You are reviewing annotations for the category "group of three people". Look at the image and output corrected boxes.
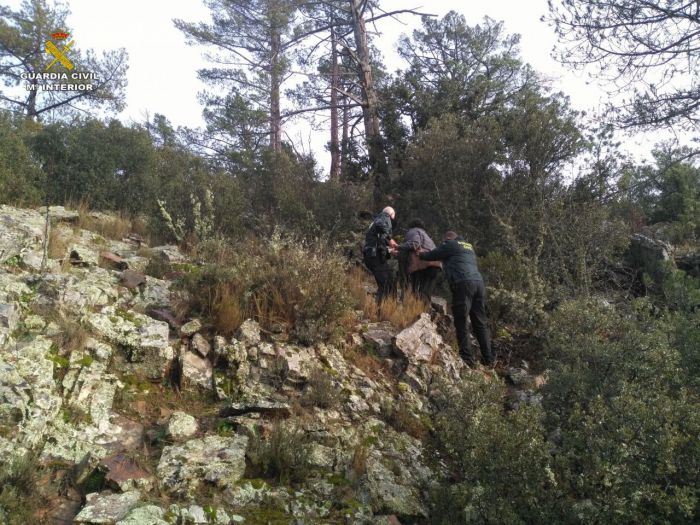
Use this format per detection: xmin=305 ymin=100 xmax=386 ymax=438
xmin=362 ymin=206 xmax=495 ymax=368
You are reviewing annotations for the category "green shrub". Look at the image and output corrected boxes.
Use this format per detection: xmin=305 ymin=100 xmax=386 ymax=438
xmin=543 ymin=298 xmax=700 ymax=523
xmin=429 ymin=376 xmax=559 ymax=524
xmin=0 ymin=112 xmax=44 ymax=206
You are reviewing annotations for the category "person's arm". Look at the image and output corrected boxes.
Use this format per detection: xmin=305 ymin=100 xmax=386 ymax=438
xmin=419 ymin=241 xmax=451 ymax=261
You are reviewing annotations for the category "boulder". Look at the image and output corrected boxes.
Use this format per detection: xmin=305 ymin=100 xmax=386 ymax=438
xmin=180 ymin=318 xmax=202 ymax=336
xmin=0 ymin=205 xmax=46 ymax=263
xmin=394 ymin=314 xmax=441 ymax=363
xmin=180 ymin=351 xmax=213 ymax=390
xmin=191 ymin=333 xmax=211 ymax=357
xmin=119 ymin=270 xmax=146 ymax=290
xmin=39 ymin=205 xmax=80 ymax=222
xmin=156 ymin=435 xmax=248 ymax=497
xmin=0 ymin=302 xmax=20 ymax=332
xmin=167 ymin=411 xmax=199 ymax=441
xmin=362 ymin=324 xmax=395 ymax=357
xmin=237 ymin=319 xmax=261 ymax=345
xmin=74 ymin=490 xmax=141 ymax=524
xmin=149 ymin=245 xmax=187 ymax=264
xmin=0 ymin=337 xmax=62 ymax=452
xmin=85 ymin=306 xmax=174 ymax=380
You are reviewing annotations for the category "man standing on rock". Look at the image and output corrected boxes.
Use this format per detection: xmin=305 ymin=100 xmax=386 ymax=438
xmin=363 ymin=206 xmax=398 ymax=303
xmin=419 ymin=231 xmax=494 ymax=368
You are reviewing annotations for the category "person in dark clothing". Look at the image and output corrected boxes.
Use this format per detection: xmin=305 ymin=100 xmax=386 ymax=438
xmin=399 ymin=219 xmax=442 ymax=303
xmin=363 ymin=206 xmax=397 ymax=303
xmin=420 ymin=231 xmax=494 ymax=367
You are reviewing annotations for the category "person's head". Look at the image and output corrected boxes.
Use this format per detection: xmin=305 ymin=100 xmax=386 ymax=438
xmin=444 ymin=230 xmax=458 ymax=240
xmin=407 ymin=218 xmax=425 ymax=229
xmin=382 ymin=206 xmax=396 ymax=219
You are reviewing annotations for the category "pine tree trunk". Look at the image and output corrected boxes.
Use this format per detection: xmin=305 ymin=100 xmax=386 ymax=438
xmin=329 ymin=20 xmax=341 ymax=181
xmin=270 ymin=30 xmax=283 ymax=152
xmin=349 ymin=0 xmax=388 ymax=205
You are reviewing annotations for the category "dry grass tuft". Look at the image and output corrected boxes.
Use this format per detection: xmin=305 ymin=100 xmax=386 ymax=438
xmin=79 ymin=213 xmax=132 ymax=241
xmin=377 ymin=292 xmax=426 ymax=328
xmin=348 ymin=267 xmax=427 ymax=328
xmin=52 ymin=315 xmax=89 ymax=354
xmin=47 ymin=225 xmax=71 ymax=260
xmin=213 ymin=287 xmax=244 ymax=336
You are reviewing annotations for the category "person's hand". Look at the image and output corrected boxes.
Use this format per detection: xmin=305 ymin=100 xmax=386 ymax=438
xmin=388 ymin=239 xmax=398 ymax=249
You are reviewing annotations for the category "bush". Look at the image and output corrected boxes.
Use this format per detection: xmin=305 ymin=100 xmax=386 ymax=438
xmin=301 ymin=368 xmax=344 ymax=409
xmin=0 ymin=453 xmax=41 ymax=525
xmin=543 ymin=298 xmax=700 ymax=523
xmin=0 ymin=112 xmax=44 ymax=206
xmin=247 ymin=421 xmax=312 ymax=484
xmin=429 ymin=376 xmax=559 ymax=524
xmin=178 ymin=233 xmax=356 ymax=344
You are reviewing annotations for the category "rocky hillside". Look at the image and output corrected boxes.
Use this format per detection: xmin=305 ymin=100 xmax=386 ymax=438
xmin=0 ymin=205 xmax=542 ymax=525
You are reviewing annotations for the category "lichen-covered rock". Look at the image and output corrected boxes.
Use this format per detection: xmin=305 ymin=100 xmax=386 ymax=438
xmin=181 ymin=350 xmax=213 ymax=390
xmin=85 ymin=306 xmax=174 ymax=379
xmin=0 ymin=205 xmax=46 ymax=263
xmin=157 ymin=435 xmax=248 ymax=497
xmin=191 ymin=333 xmax=211 ymax=357
xmin=181 ymin=318 xmax=202 ymax=336
xmin=0 ymin=336 xmax=62 ymax=455
xmin=0 ymin=302 xmax=20 ymax=346
xmin=74 ymin=490 xmax=141 ymax=524
xmin=115 ymin=505 xmax=168 ymax=525
xmin=363 ymin=429 xmax=431 ymax=520
xmin=40 ymin=414 xmax=145 ymax=465
xmin=167 ymin=411 xmax=199 ymax=441
xmin=52 ymin=267 xmax=121 ymax=311
xmin=237 ymin=319 xmax=261 ymax=345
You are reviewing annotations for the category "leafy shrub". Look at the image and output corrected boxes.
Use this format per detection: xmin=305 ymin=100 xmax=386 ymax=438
xmin=429 ymin=375 xmax=559 ymax=524
xmin=178 ymin=233 xmax=356 ymax=343
xmin=0 ymin=112 xmax=44 ymax=206
xmin=543 ymin=298 xmax=700 ymax=523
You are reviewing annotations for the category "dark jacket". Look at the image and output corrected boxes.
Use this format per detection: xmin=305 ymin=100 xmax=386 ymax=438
xmin=363 ymin=211 xmax=393 ymax=259
xmin=400 ymin=227 xmax=436 ymax=251
xmin=419 ymin=238 xmax=482 ymax=284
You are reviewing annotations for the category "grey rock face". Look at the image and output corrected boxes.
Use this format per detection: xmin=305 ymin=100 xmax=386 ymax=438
xmin=115 ymin=505 xmax=168 ymax=525
xmin=362 ymin=323 xmax=396 ymax=357
xmin=74 ymin=490 xmax=142 ymax=524
xmin=85 ymin=306 xmax=174 ymax=379
xmin=157 ymin=435 xmax=248 ymax=497
xmin=0 ymin=205 xmax=46 ymax=263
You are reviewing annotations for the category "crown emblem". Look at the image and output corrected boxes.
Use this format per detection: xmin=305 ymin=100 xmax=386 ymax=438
xmin=51 ymin=31 xmax=69 ymax=40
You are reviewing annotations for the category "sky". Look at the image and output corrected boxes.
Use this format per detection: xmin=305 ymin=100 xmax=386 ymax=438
xmin=4 ymin=0 xmax=680 ymax=170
